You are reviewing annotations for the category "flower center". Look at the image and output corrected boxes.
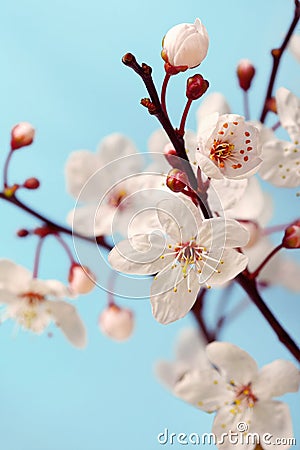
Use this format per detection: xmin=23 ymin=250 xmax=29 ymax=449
xmin=108 ymin=190 xmax=127 ymax=209
xmin=157 ymin=240 xmax=223 ymax=291
xmin=210 ymin=140 xmax=235 ymax=168
xmin=20 ymin=291 xmax=45 ymax=305
xmin=229 ymin=382 xmax=258 ymax=415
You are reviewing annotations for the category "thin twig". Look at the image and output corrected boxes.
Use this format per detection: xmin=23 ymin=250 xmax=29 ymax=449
xmin=236 ymin=273 xmax=300 ymax=362
xmin=249 ymin=243 xmax=283 ymax=279
xmin=260 ymin=1 xmax=300 ymax=123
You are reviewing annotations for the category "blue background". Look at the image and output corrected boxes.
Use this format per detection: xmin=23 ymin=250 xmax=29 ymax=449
xmin=0 ymin=0 xmax=299 ymax=449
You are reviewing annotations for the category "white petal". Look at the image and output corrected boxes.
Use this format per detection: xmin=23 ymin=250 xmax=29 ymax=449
xmin=97 ymin=133 xmax=141 ymax=166
xmin=208 ymin=178 xmax=248 ymax=212
xmin=251 ymin=401 xmax=294 ymax=450
xmin=0 ymin=259 xmax=31 ymax=294
xmin=206 ymin=342 xmax=258 ymax=385
xmin=156 ymin=196 xmax=202 ymax=243
xmin=252 ymin=360 xmax=300 ymax=400
xmin=208 ymin=249 xmax=248 ymax=286
xmin=29 ymin=279 xmax=70 ymax=299
xmin=174 ymin=368 xmax=233 ymax=412
xmin=260 ymin=139 xmax=300 ymax=187
xmin=68 ymin=203 xmax=115 ymax=237
xmin=212 ymin=405 xmax=254 ymax=450
xmin=289 ymin=34 xmax=300 ymax=63
xmin=109 ymin=233 xmax=169 ymax=275
xmin=199 ymin=218 xmax=249 ymax=250
xmin=197 ymin=112 xmax=219 ymax=143
xmin=65 ymin=150 xmax=103 ymax=202
xmin=276 ymin=87 xmax=300 ymax=141
xmin=49 ymin=300 xmax=87 ymax=348
xmin=0 ymin=289 xmax=19 ymax=305
xmin=196 ymin=92 xmax=231 ymax=125
xmin=150 ymin=268 xmax=199 ymax=324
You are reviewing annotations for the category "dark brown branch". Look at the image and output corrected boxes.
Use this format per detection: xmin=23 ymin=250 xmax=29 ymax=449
xmin=236 ymin=273 xmax=300 ymax=362
xmin=0 ymin=193 xmax=112 ymax=251
xmin=260 ymin=1 xmax=300 ymax=123
xmin=191 ymin=289 xmax=215 ymax=343
xmin=122 ymin=53 xmax=212 ymax=220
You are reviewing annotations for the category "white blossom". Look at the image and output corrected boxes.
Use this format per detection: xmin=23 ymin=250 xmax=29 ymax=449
xmin=0 ymin=260 xmax=86 ymax=348
xmin=174 ymin=342 xmax=300 ymax=450
xmin=196 ymin=113 xmax=262 ymax=180
xmin=260 ymin=88 xmax=300 ymax=187
xmin=108 ymin=197 xmax=249 ymax=324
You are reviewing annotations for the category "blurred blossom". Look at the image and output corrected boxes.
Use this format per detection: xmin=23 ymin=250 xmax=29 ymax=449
xmin=99 ymin=303 xmax=134 ymax=341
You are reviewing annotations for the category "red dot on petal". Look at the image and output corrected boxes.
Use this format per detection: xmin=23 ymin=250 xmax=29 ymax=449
xmin=218 ymin=131 xmax=224 ymax=135
xmin=247 ymin=146 xmax=252 ymax=151
xmin=245 ymin=139 xmax=251 ymax=144
xmin=245 ymin=132 xmax=250 ymax=137
xmin=244 ymin=156 xmax=249 ymax=162
xmin=233 ymin=121 xmax=238 ymax=125
xmin=240 ymin=150 xmax=245 ymax=154
xmin=223 ymin=123 xmax=228 ymax=128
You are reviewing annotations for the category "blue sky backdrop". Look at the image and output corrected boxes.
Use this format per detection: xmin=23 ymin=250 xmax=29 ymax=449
xmin=0 ymin=1 xmax=299 ymax=449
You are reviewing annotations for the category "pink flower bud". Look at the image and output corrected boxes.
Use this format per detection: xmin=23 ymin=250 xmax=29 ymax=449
xmin=24 ymin=177 xmax=40 ymax=190
xmin=166 ymin=168 xmax=189 ymax=192
xmin=186 ymin=74 xmax=209 ymax=100
xmin=69 ymin=264 xmax=96 ymax=294
xmin=237 ymin=59 xmax=256 ymax=91
xmin=283 ymin=221 xmax=300 ymax=249
xmin=162 ymin=19 xmax=209 ymax=71
xmin=99 ymin=304 xmax=134 ymax=341
xmin=11 ymin=122 xmax=35 ymax=150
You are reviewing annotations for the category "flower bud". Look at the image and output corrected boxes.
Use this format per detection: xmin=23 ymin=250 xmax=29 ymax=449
xmin=162 ymin=19 xmax=209 ymax=71
xmin=24 ymin=177 xmax=40 ymax=190
xmin=166 ymin=168 xmax=189 ymax=192
xmin=69 ymin=263 xmax=96 ymax=294
xmin=186 ymin=74 xmax=209 ymax=100
xmin=99 ymin=304 xmax=134 ymax=341
xmin=17 ymin=229 xmax=29 ymax=238
xmin=266 ymin=97 xmax=277 ymax=114
xmin=11 ymin=122 xmax=35 ymax=150
xmin=237 ymin=59 xmax=256 ymax=91
xmin=282 ymin=221 xmax=300 ymax=249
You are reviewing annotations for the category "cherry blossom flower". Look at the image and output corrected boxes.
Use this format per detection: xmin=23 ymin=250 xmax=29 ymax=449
xmin=108 ymin=197 xmax=249 ymax=324
xmin=260 ymin=88 xmax=300 ymax=187
xmin=155 ymin=328 xmax=210 ymax=389
xmin=196 ymin=113 xmax=262 ymax=180
xmin=162 ymin=19 xmax=209 ymax=70
xmin=0 ymin=260 xmax=86 ymax=348
xmin=99 ymin=303 xmax=134 ymax=341
xmin=65 ymin=133 xmax=166 ymax=238
xmin=174 ymin=342 xmax=300 ymax=450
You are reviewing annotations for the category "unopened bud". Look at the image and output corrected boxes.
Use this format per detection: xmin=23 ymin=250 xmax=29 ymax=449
xmin=266 ymin=97 xmax=277 ymax=114
xmin=282 ymin=221 xmax=300 ymax=249
xmin=162 ymin=19 xmax=209 ymax=71
xmin=99 ymin=304 xmax=134 ymax=341
xmin=24 ymin=177 xmax=40 ymax=190
xmin=17 ymin=229 xmax=29 ymax=238
xmin=69 ymin=263 xmax=96 ymax=294
xmin=237 ymin=59 xmax=256 ymax=91
xmin=11 ymin=122 xmax=35 ymax=150
xmin=166 ymin=168 xmax=189 ymax=192
xmin=186 ymin=74 xmax=209 ymax=100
